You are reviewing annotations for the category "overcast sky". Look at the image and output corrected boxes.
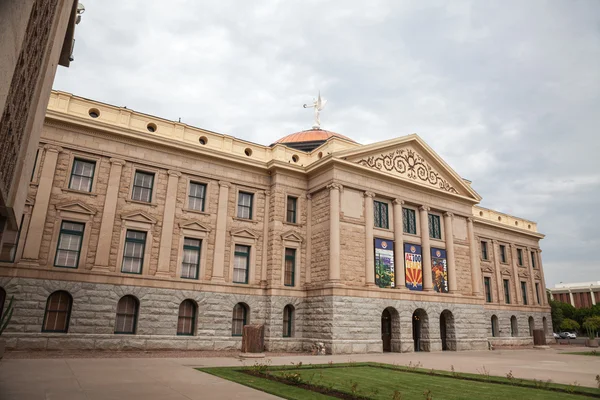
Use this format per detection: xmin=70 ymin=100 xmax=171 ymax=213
xmin=54 ymin=1 xmax=600 ymax=288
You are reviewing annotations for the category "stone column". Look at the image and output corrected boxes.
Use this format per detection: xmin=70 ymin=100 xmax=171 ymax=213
xmin=568 ymin=290 xmax=575 ymax=307
xmin=212 ymin=181 xmax=230 ymax=282
xmin=328 ymin=183 xmax=342 ymax=283
xmin=305 ymin=193 xmax=312 ymax=285
xmin=444 ymin=212 xmax=457 ymax=293
xmin=510 ymin=244 xmax=522 ymax=304
xmin=393 ymin=199 xmax=405 ymax=289
xmin=156 ymin=170 xmax=181 ymax=277
xmin=467 ymin=218 xmax=482 ymax=297
xmin=94 ymin=158 xmax=126 ymax=270
xmin=364 ymin=191 xmax=376 ymax=286
xmin=526 ymin=246 xmax=537 ymax=305
xmin=22 ymin=145 xmax=62 ymax=260
xmin=260 ymin=190 xmax=270 ymax=287
xmin=419 ymin=206 xmax=433 ymax=291
xmin=537 ymin=249 xmax=548 ymax=306
xmin=491 ymin=239 xmax=504 ymax=303
xmin=591 ymin=289 xmax=596 ymax=306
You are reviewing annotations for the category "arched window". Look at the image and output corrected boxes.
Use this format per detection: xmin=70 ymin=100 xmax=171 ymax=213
xmin=177 ymin=300 xmax=196 ymax=336
xmin=232 ymin=303 xmax=248 ymax=336
xmin=543 ymin=316 xmax=548 ymax=335
xmin=510 ymin=315 xmax=518 ymax=337
xmin=283 ymin=305 xmax=295 ymax=338
xmin=528 ymin=316 xmax=535 ymax=336
xmin=42 ymin=291 xmax=72 ymax=333
xmin=491 ymin=315 xmax=499 ymax=337
xmin=0 ymin=287 xmax=6 ymax=320
xmin=115 ymin=295 xmax=139 ymax=334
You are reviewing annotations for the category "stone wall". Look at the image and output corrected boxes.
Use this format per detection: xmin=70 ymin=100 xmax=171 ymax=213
xmin=484 ymin=308 xmax=553 ymax=346
xmin=310 ymin=189 xmax=330 ymax=284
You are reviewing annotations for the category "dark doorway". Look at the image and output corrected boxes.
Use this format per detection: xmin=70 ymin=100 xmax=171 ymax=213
xmin=381 ymin=308 xmax=392 ymax=352
xmin=440 ymin=312 xmax=447 ymax=350
xmin=412 ymin=311 xmax=422 ymax=352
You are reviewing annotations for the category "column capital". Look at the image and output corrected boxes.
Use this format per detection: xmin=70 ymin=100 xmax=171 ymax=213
xmin=167 ymin=170 xmax=181 ymax=178
xmin=218 ymin=181 xmax=231 ymax=188
xmin=327 ymin=183 xmax=343 ymax=191
xmin=263 ymin=189 xmax=271 ymax=197
xmin=364 ymin=191 xmax=376 ymax=198
xmin=109 ymin=158 xmax=126 ymax=166
xmin=392 ymin=198 xmax=404 ymax=205
xmin=419 ymin=205 xmax=430 ymax=212
xmin=444 ymin=212 xmax=454 ymax=218
xmin=467 ymin=217 xmax=474 ymax=223
xmin=43 ymin=144 xmax=63 ymax=153
xmin=306 ymin=193 xmax=312 ymax=200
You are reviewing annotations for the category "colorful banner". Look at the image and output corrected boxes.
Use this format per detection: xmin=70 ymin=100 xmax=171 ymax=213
xmin=374 ymin=239 xmax=395 ymax=288
xmin=404 ymin=243 xmax=422 ymax=291
xmin=431 ymin=248 xmax=448 ymax=293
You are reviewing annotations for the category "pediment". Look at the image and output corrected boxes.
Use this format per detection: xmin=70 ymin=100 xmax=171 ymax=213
xmin=25 ymin=197 xmax=35 ymax=206
xmin=534 ymin=272 xmax=541 ymax=280
xmin=336 ymin=135 xmax=481 ymax=201
xmin=230 ymin=228 xmax=259 ymax=239
xmin=281 ymin=230 xmax=303 ymax=243
xmin=481 ymin=265 xmax=493 ymax=273
xmin=501 ymin=268 xmax=512 ymax=276
xmin=179 ymin=220 xmax=211 ymax=232
xmin=56 ymin=201 xmax=96 ymax=215
xmin=519 ymin=270 xmax=530 ymax=278
xmin=121 ymin=210 xmax=157 ymax=224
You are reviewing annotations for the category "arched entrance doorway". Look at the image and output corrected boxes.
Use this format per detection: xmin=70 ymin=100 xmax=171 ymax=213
xmin=381 ymin=309 xmax=392 ymax=352
xmin=440 ymin=310 xmax=456 ymax=351
xmin=412 ymin=309 xmax=429 ymax=352
xmin=528 ymin=316 xmax=535 ymax=336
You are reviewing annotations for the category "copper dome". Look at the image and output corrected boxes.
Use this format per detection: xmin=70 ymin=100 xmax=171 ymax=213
xmin=272 ymin=128 xmax=355 ymax=151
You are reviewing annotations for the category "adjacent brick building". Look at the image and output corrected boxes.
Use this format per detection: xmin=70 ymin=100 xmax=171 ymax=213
xmin=0 ymin=91 xmax=552 ymax=353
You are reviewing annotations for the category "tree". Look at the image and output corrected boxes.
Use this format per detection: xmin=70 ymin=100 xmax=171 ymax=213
xmin=558 ymin=301 xmax=576 ymax=320
xmin=582 ymin=316 xmax=600 ymax=338
xmin=560 ymin=318 xmax=580 ymax=332
xmin=549 ymin=300 xmax=564 ymax=332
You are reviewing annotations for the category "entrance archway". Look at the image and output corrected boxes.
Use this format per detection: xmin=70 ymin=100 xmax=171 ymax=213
xmin=528 ymin=316 xmax=535 ymax=336
xmin=412 ymin=308 xmax=429 ymax=352
xmin=440 ymin=310 xmax=456 ymax=351
xmin=381 ymin=309 xmax=392 ymax=352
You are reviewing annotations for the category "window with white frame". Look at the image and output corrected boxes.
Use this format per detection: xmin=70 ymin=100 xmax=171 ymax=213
xmin=188 ymin=182 xmax=206 ymax=211
xmin=131 ymin=171 xmax=154 ymax=202
xmin=237 ymin=192 xmax=253 ymax=219
xmin=69 ymin=159 xmax=96 ymax=192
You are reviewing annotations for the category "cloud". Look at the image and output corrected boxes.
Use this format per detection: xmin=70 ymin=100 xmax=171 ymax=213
xmin=55 ymin=0 xmax=600 ymax=287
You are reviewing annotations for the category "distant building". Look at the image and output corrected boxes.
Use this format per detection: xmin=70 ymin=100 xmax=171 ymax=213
xmin=0 ymin=91 xmax=552 ymax=354
xmin=0 ymin=0 xmax=82 ymax=246
xmin=549 ymin=281 xmax=600 ymax=308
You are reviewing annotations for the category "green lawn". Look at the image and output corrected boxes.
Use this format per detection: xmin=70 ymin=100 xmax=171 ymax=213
xmin=564 ymin=351 xmax=600 ymax=356
xmin=198 ymin=362 xmax=600 ymax=400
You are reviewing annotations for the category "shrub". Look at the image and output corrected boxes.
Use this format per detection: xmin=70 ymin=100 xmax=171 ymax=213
xmin=560 ymin=318 xmax=580 ymax=332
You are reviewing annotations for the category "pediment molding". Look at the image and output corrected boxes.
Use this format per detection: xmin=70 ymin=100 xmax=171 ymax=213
xmin=281 ymin=230 xmax=303 ymax=243
xmin=25 ymin=197 xmax=35 ymax=206
xmin=230 ymin=228 xmax=259 ymax=239
xmin=56 ymin=201 xmax=97 ymax=215
xmin=501 ymin=268 xmax=512 ymax=276
xmin=481 ymin=265 xmax=494 ymax=273
xmin=179 ymin=220 xmax=211 ymax=232
xmin=121 ymin=210 xmax=157 ymax=224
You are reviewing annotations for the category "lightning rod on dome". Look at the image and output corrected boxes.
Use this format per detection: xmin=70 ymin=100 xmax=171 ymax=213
xmin=303 ymin=91 xmax=327 ymax=129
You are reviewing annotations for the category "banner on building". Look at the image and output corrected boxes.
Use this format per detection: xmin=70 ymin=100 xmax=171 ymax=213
xmin=375 ymin=239 xmax=395 ymax=288
xmin=404 ymin=243 xmax=422 ymax=291
xmin=431 ymin=248 xmax=448 ymax=293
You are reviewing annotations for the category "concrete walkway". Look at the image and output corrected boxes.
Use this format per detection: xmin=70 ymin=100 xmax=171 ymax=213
xmin=1 ymin=347 xmax=598 ymax=399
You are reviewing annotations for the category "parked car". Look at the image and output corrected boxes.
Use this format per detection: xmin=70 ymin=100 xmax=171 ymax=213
xmin=553 ymin=332 xmax=560 ymax=339
xmin=559 ymin=332 xmax=577 ymax=339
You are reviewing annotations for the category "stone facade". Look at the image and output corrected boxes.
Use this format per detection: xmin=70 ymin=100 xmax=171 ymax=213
xmin=0 ymin=91 xmax=551 ymax=353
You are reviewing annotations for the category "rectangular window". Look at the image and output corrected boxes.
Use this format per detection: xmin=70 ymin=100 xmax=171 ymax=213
xmin=188 ymin=182 xmax=206 ymax=212
xmin=131 ymin=171 xmax=154 ymax=202
xmin=484 ymin=277 xmax=492 ymax=303
xmin=30 ymin=148 xmax=39 ymax=182
xmin=237 ymin=192 xmax=253 ymax=219
xmin=284 ymin=248 xmax=296 ymax=286
xmin=122 ymin=230 xmax=146 ymax=274
xmin=535 ymin=283 xmax=541 ymax=304
xmin=481 ymin=241 xmax=488 ymax=260
xmin=69 ymin=159 xmax=96 ymax=192
xmin=504 ymin=279 xmax=511 ymax=304
xmin=233 ymin=245 xmax=250 ymax=284
xmin=428 ymin=214 xmax=441 ymax=239
xmin=531 ymin=251 xmax=536 ymax=269
xmin=374 ymin=201 xmax=389 ymax=229
xmin=0 ymin=215 xmax=24 ymax=262
xmin=402 ymin=207 xmax=417 ymax=234
xmin=181 ymin=238 xmax=201 ymax=279
xmin=499 ymin=245 xmax=507 ymax=263
xmin=286 ymin=196 xmax=297 ymax=223
xmin=517 ymin=248 xmax=523 ymax=266
xmin=54 ymin=221 xmax=85 ymax=268
xmin=521 ymin=281 xmax=528 ymax=305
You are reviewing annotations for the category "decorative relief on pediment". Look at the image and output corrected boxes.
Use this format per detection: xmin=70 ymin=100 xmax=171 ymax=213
xmin=356 ymin=148 xmax=458 ymax=194
xmin=179 ymin=221 xmax=211 ymax=232
xmin=230 ymin=228 xmax=259 ymax=240
xmin=281 ymin=231 xmax=303 ymax=243
xmin=501 ymin=268 xmax=512 ymax=276
xmin=121 ymin=211 xmax=157 ymax=224
xmin=56 ymin=201 xmax=97 ymax=215
xmin=481 ymin=266 xmax=494 ymax=273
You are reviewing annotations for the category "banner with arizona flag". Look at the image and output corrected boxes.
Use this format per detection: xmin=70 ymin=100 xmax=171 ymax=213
xmin=404 ymin=243 xmax=422 ymax=291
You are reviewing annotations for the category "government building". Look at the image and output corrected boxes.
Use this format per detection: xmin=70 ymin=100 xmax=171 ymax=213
xmin=0 ymin=91 xmax=552 ymax=353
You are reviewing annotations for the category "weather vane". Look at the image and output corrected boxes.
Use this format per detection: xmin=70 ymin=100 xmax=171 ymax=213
xmin=303 ymin=91 xmax=327 ymax=129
